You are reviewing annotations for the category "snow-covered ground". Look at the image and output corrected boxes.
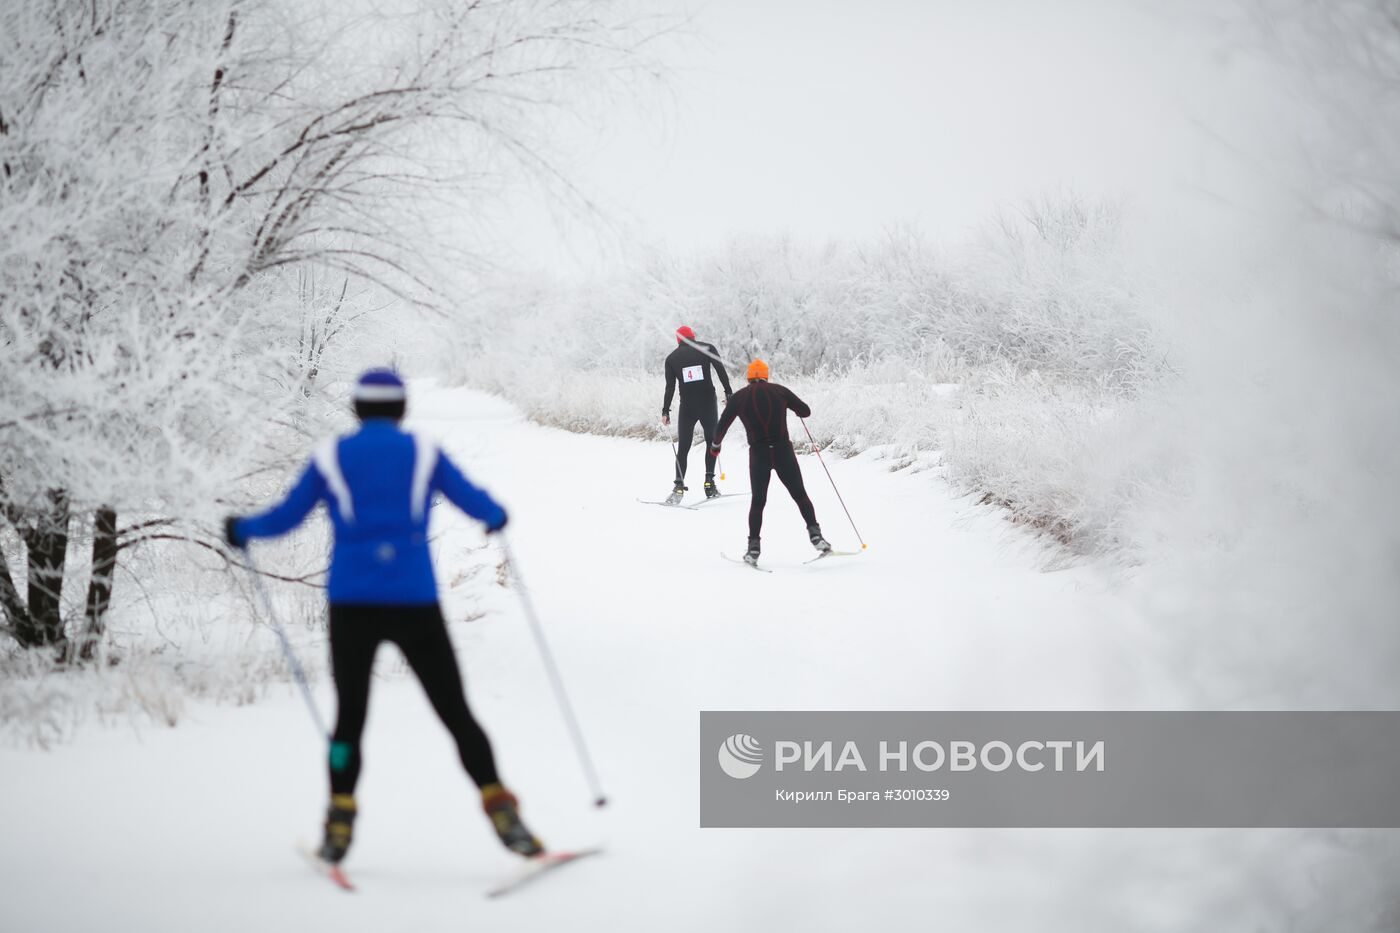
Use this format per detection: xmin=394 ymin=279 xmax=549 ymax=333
xmin=0 ymin=386 xmax=1342 ymax=931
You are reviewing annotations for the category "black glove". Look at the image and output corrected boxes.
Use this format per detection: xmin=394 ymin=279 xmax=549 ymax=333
xmin=724 ymin=395 xmax=732 ymax=405
xmin=709 ymin=441 xmax=722 ymax=455
xmin=486 ymin=509 xmax=508 ymax=534
xmin=223 ymin=516 xmax=246 ymax=549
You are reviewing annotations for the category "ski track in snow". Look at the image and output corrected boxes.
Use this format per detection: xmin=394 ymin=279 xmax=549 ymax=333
xmin=0 ymin=386 xmax=1298 ymax=931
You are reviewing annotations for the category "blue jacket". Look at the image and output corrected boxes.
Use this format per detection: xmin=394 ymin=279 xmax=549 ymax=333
xmin=233 ymin=420 xmax=506 ymax=605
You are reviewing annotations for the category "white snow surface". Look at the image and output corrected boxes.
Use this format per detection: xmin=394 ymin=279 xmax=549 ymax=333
xmin=0 ymin=386 xmax=1343 ymax=931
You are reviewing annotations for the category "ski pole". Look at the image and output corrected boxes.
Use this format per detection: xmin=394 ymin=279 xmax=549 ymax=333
xmin=799 ymin=418 xmax=868 ymax=550
xmin=498 ymin=533 xmax=608 ymax=809
xmin=244 ymin=549 xmax=328 ymax=738
xmin=667 ymin=426 xmax=715 ymax=486
xmin=668 ymin=433 xmax=724 ymax=483
xmin=669 ymin=434 xmax=685 ymax=486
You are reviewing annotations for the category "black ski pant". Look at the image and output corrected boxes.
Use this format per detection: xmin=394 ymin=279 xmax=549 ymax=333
xmin=675 ymin=397 xmax=719 ymax=484
xmin=748 ymin=442 xmax=818 ymax=539
xmin=327 ymin=603 xmax=499 ymax=796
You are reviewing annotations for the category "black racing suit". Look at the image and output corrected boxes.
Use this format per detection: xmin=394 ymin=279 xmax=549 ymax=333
xmin=713 ymin=380 xmax=819 ymax=539
xmin=662 ymin=340 xmax=732 ymax=484
xmin=328 ymin=604 xmax=499 ymax=796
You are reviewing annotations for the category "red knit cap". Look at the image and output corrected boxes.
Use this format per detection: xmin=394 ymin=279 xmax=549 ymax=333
xmin=676 ymin=325 xmax=695 ymax=344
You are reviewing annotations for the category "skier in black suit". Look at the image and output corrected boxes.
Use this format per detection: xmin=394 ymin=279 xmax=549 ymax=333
xmin=661 ymin=325 xmax=732 ymax=503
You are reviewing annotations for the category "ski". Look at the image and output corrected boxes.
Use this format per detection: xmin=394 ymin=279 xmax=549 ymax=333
xmin=721 ymin=550 xmax=859 ymax=570
xmin=297 ymin=845 xmax=355 ymax=892
xmin=692 ymin=492 xmax=750 ymax=506
xmin=720 ymin=552 xmax=772 ymax=572
xmin=486 ymin=847 xmax=603 ymax=899
xmin=637 ymin=497 xmax=697 ymax=510
xmin=803 ymin=549 xmax=863 ymax=564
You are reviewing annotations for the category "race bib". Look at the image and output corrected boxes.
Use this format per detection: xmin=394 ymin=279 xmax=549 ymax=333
xmin=682 ymin=364 xmax=705 ymax=384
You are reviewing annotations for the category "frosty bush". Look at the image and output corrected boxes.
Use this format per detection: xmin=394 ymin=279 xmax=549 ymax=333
xmin=1123 ymin=0 xmax=1400 ymax=711
xmin=457 ymin=197 xmax=1161 ymax=554
xmin=0 ymin=525 xmax=330 ymax=746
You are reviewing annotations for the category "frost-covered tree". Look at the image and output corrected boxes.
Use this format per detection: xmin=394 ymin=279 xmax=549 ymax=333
xmin=0 ymin=0 xmax=654 ymax=657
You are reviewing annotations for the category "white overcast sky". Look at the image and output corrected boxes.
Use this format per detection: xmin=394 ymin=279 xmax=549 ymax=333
xmin=488 ymin=0 xmax=1299 ymax=275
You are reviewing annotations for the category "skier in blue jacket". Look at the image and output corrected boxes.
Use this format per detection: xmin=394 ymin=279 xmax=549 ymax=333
xmin=225 ymin=369 xmax=543 ymax=865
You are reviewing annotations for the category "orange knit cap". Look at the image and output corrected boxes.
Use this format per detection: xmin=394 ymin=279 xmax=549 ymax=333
xmin=746 ymin=359 xmax=769 ymax=381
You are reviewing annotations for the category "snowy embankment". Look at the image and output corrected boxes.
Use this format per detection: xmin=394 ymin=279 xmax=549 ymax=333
xmin=0 ymin=385 xmax=1353 ymax=932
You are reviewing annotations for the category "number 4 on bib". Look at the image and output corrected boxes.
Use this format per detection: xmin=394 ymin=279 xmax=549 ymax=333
xmin=681 ymin=364 xmax=705 ymax=383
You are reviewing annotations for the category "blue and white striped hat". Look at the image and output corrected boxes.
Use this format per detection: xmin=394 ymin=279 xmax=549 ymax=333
xmin=353 ymin=368 xmax=406 ymax=403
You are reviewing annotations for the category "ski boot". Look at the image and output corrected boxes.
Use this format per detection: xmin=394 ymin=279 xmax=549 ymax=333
xmin=482 ymin=783 xmax=544 ymax=857
xmin=664 ymin=481 xmax=687 ymax=506
xmin=317 ymin=793 xmax=357 ymax=864
xmin=807 ymin=524 xmax=833 ymax=555
xmin=703 ymin=476 xmax=720 ymax=499
xmin=743 ymin=537 xmax=761 ymax=567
